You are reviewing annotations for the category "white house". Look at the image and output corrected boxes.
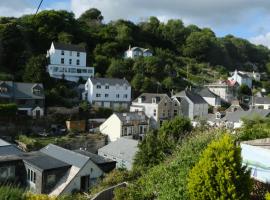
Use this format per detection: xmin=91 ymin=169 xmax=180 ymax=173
xmin=198 ymin=88 xmax=221 ymax=107
xmin=98 ymin=138 xmax=138 ymax=170
xmin=172 ymin=90 xmax=208 ymax=120
xmin=228 ymin=69 xmax=252 ymax=88
xmin=99 ymin=112 xmax=149 ymax=142
xmin=83 ymin=77 xmax=131 ymax=110
xmin=241 ymin=138 xmax=270 ymax=183
xmin=130 ymin=93 xmax=175 ymax=128
xmin=229 ymin=71 xmax=261 ymax=82
xmin=124 ymin=46 xmax=153 ymax=59
xmin=46 ymin=42 xmax=94 ymax=82
xmin=205 ymin=80 xmax=237 ymax=103
xmin=254 ymin=97 xmax=270 ymax=110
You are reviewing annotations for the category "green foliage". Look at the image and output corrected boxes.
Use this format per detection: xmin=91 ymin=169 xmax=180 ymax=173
xmin=0 ymin=103 xmax=17 ymax=117
xmin=237 ymin=84 xmax=252 ymax=98
xmin=0 ymin=186 xmax=25 ymax=200
xmin=266 ymin=192 xmax=270 ymax=200
xmin=188 ymin=134 xmax=252 ymax=200
xmin=133 ymin=130 xmax=166 ymax=171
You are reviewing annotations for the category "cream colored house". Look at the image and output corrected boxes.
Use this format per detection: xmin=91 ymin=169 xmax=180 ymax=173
xmin=99 ymin=112 xmax=149 ymax=142
xmin=130 ymin=93 xmax=178 ymax=128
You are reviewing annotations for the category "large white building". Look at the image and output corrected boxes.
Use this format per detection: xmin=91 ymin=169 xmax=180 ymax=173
xmin=83 ymin=78 xmax=131 ymax=110
xmin=46 ymin=42 xmax=94 ymax=82
xmin=130 ymin=93 xmax=176 ymax=128
xmin=228 ymin=69 xmax=252 ymax=88
xmin=99 ymin=112 xmax=149 ymax=142
xmin=124 ymin=46 xmax=153 ymax=59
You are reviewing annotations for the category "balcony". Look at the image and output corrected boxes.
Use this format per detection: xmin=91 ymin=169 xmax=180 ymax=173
xmin=48 ymin=64 xmax=94 ymax=78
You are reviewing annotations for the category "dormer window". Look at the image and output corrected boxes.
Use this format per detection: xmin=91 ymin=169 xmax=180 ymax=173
xmin=32 ymin=85 xmax=43 ymax=96
xmin=61 ymin=50 xmax=64 ymax=55
xmin=0 ymin=87 xmax=8 ymax=93
xmin=105 ymin=85 xmax=109 ymax=89
xmin=96 ymin=85 xmax=101 ymax=89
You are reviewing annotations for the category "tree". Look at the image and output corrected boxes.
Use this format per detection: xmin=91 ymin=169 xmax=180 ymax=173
xmin=159 ymin=116 xmax=192 ymax=148
xmin=133 ymin=130 xmax=166 ymax=171
xmin=23 ymin=55 xmax=48 ymax=83
xmin=187 ymin=134 xmax=252 ymax=200
xmin=78 ymin=8 xmax=103 ymax=25
xmin=237 ymin=84 xmax=252 ymax=100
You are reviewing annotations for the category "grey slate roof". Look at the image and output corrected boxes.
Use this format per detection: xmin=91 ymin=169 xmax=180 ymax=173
xmin=175 ymin=90 xmax=207 ymax=104
xmin=98 ymin=138 xmax=138 ymax=163
xmin=0 ymin=81 xmax=44 ymax=99
xmin=255 ymin=97 xmax=270 ymax=104
xmin=0 ymin=139 xmax=23 ymax=156
xmin=74 ymin=150 xmax=115 ymax=164
xmin=90 ymin=78 xmax=130 ymax=86
xmin=225 ymin=109 xmax=270 ymax=122
xmin=133 ymin=93 xmax=168 ymax=104
xmin=198 ymin=88 xmax=219 ymax=98
xmin=114 ymin=112 xmax=148 ymax=125
xmin=53 ymin=42 xmax=86 ymax=52
xmin=40 ymin=144 xmax=89 ymax=168
xmin=23 ymin=151 xmax=70 ymax=171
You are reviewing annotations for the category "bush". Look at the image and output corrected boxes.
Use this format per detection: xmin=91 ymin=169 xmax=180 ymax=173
xmin=0 ymin=103 xmax=17 ymax=117
xmin=0 ymin=186 xmax=25 ymax=200
xmin=187 ymin=134 xmax=252 ymax=200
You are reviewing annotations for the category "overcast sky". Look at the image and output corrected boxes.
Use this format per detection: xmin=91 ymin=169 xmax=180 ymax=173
xmin=1 ymin=0 xmax=270 ymax=48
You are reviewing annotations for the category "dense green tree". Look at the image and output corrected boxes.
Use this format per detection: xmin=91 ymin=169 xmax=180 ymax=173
xmin=187 ymin=134 xmax=252 ymax=200
xmin=78 ymin=8 xmax=103 ymax=25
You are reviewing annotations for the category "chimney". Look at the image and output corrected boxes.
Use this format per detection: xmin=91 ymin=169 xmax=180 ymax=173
xmin=129 ymin=45 xmax=131 ymax=50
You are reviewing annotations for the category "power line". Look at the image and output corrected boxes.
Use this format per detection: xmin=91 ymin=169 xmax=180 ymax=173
xmin=35 ymin=0 xmax=44 ymax=15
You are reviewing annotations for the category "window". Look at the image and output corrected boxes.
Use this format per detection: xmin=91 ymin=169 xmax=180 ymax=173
xmin=27 ymin=168 xmax=36 ymax=184
xmin=153 ymin=109 xmax=156 ymax=116
xmin=0 ymin=87 xmax=8 ymax=93
xmin=174 ymin=109 xmax=178 ymax=116
xmin=77 ymin=52 xmax=80 ymax=57
xmin=105 ymin=85 xmax=109 ymax=89
xmin=96 ymin=93 xmax=101 ymax=97
xmin=69 ymin=59 xmax=72 ymax=65
xmin=105 ymin=94 xmax=109 ymax=98
xmin=96 ymin=85 xmax=101 ymax=89
xmin=61 ymin=58 xmax=64 ymax=64
xmin=116 ymin=94 xmax=120 ymax=98
xmin=47 ymin=174 xmax=56 ymax=186
xmin=124 ymin=94 xmax=128 ymax=98
xmin=61 ymin=50 xmax=64 ymax=55
xmin=88 ymin=69 xmax=93 ymax=73
xmin=0 ymin=166 xmax=15 ymax=180
xmin=76 ymin=59 xmax=80 ymax=65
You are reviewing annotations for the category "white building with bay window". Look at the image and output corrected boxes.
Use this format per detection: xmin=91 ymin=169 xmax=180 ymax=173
xmin=46 ymin=42 xmax=94 ymax=82
xmin=83 ymin=77 xmax=131 ymax=110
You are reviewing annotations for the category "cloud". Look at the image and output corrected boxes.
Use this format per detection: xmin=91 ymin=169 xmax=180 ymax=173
xmin=0 ymin=0 xmax=35 ymax=17
xmin=70 ymin=0 xmax=270 ymax=26
xmin=250 ymin=33 xmax=270 ymax=48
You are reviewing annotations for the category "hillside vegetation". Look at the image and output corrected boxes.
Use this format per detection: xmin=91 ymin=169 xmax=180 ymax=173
xmin=0 ymin=8 xmax=270 ymax=99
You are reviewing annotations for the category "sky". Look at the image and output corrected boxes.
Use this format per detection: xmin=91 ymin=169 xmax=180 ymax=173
xmin=1 ymin=0 xmax=270 ymax=48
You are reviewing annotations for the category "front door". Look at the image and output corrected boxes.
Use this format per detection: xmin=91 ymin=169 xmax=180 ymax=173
xmin=80 ymin=175 xmax=90 ymax=191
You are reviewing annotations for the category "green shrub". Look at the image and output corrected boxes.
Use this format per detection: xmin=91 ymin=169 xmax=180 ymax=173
xmin=0 ymin=103 xmax=17 ymax=117
xmin=0 ymin=186 xmax=25 ymax=200
xmin=187 ymin=134 xmax=252 ymax=200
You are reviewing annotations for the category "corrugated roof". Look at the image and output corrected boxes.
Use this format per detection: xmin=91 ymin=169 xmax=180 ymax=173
xmin=225 ymin=109 xmax=270 ymax=122
xmin=89 ymin=78 xmax=130 ymax=86
xmin=40 ymin=144 xmax=89 ymax=168
xmin=98 ymin=138 xmax=138 ymax=163
xmin=133 ymin=93 xmax=168 ymax=104
xmin=53 ymin=42 xmax=86 ymax=52
xmin=22 ymin=151 xmax=70 ymax=171
xmin=255 ymin=97 xmax=270 ymax=104
xmin=74 ymin=150 xmax=114 ymax=164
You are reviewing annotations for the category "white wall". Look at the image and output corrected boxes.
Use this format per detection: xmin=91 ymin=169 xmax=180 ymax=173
xmin=99 ymin=114 xmax=122 ymax=142
xmin=86 ymin=79 xmax=131 ymax=106
xmin=61 ymin=160 xmax=103 ymax=194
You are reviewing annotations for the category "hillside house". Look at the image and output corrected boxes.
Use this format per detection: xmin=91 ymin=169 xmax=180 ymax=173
xmin=83 ymin=77 xmax=131 ymax=110
xmin=99 ymin=112 xmax=149 ymax=142
xmin=124 ymin=46 xmax=153 ymax=59
xmin=0 ymin=81 xmax=45 ymax=118
xmin=130 ymin=93 xmax=175 ymax=128
xmin=46 ymin=42 xmax=94 ymax=82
